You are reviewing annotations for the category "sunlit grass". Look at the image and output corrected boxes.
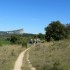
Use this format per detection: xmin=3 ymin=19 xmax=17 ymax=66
xmin=0 ymin=45 xmax=26 ymax=70
xmin=29 ymin=39 xmax=70 ymax=70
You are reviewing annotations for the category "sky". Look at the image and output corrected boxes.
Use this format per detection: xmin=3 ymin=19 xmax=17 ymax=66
xmin=0 ymin=0 xmax=70 ymax=34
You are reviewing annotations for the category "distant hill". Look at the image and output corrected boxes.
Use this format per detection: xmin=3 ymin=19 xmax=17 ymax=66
xmin=0 ymin=29 xmax=24 ymax=35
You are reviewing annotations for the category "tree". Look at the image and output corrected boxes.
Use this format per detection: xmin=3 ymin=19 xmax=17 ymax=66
xmin=45 ymin=21 xmax=67 ymax=41
xmin=66 ymin=24 xmax=70 ymax=38
xmin=10 ymin=34 xmax=21 ymax=44
xmin=38 ymin=33 xmax=45 ymax=40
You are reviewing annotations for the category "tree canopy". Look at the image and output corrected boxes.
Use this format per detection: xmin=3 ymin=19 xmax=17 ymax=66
xmin=45 ymin=21 xmax=68 ymax=41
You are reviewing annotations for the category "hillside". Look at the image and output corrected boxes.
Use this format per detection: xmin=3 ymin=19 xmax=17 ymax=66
xmin=0 ymin=29 xmax=24 ymax=35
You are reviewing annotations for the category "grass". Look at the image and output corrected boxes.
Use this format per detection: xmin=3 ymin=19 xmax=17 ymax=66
xmin=0 ymin=40 xmax=11 ymax=46
xmin=29 ymin=39 xmax=70 ymax=70
xmin=0 ymin=45 xmax=26 ymax=70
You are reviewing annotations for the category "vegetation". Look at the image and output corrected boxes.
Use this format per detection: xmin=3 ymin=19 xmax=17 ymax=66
xmin=66 ymin=24 xmax=70 ymax=37
xmin=0 ymin=45 xmax=25 ymax=70
xmin=0 ymin=40 xmax=10 ymax=46
xmin=0 ymin=20 xmax=70 ymax=70
xmin=10 ymin=34 xmax=22 ymax=44
xmin=37 ymin=33 xmax=45 ymax=40
xmin=0 ymin=32 xmax=45 ymax=46
xmin=0 ymin=33 xmax=35 ymax=70
xmin=7 ymin=34 xmax=33 ymax=47
xmin=45 ymin=21 xmax=70 ymax=41
xmin=29 ymin=39 xmax=70 ymax=70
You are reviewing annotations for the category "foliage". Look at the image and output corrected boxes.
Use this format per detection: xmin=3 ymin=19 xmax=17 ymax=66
xmin=41 ymin=40 xmax=46 ymax=43
xmin=66 ymin=24 xmax=70 ymax=37
xmin=37 ymin=33 xmax=45 ymax=40
xmin=10 ymin=34 xmax=22 ymax=44
xmin=45 ymin=21 xmax=67 ymax=41
xmin=22 ymin=40 xmax=27 ymax=48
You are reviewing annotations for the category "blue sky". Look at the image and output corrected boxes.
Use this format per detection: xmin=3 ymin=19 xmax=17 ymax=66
xmin=0 ymin=0 xmax=70 ymax=34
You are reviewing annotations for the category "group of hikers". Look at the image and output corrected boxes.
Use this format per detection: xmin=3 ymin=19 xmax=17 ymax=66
xmin=28 ymin=38 xmax=41 ymax=46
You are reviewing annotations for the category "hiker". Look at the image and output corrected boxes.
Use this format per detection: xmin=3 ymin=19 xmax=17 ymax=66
xmin=33 ymin=38 xmax=41 ymax=47
xmin=37 ymin=38 xmax=41 ymax=43
xmin=28 ymin=39 xmax=33 ymax=47
xmin=33 ymin=39 xmax=36 ymax=46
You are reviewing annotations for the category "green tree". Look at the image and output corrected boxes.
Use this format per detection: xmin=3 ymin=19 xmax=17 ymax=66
xmin=10 ymin=34 xmax=21 ymax=44
xmin=66 ymin=23 xmax=70 ymax=38
xmin=38 ymin=33 xmax=45 ymax=40
xmin=45 ymin=21 xmax=67 ymax=41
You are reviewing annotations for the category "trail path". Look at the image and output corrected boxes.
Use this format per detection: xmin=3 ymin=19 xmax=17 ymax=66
xmin=13 ymin=47 xmax=36 ymax=70
xmin=13 ymin=48 xmax=29 ymax=70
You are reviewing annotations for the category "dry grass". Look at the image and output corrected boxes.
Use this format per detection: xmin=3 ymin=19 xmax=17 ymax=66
xmin=0 ymin=45 xmax=26 ymax=70
xmin=29 ymin=39 xmax=70 ymax=70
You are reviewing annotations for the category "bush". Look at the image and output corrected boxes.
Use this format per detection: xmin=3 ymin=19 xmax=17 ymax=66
xmin=51 ymin=61 xmax=63 ymax=70
xmin=41 ymin=40 xmax=46 ymax=43
xmin=22 ymin=41 xmax=27 ymax=48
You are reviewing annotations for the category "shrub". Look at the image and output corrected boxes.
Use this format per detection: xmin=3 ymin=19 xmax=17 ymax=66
xmin=51 ymin=61 xmax=63 ymax=70
xmin=22 ymin=41 xmax=27 ymax=48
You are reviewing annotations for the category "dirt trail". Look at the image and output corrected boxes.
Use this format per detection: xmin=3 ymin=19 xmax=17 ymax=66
xmin=13 ymin=48 xmax=29 ymax=70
